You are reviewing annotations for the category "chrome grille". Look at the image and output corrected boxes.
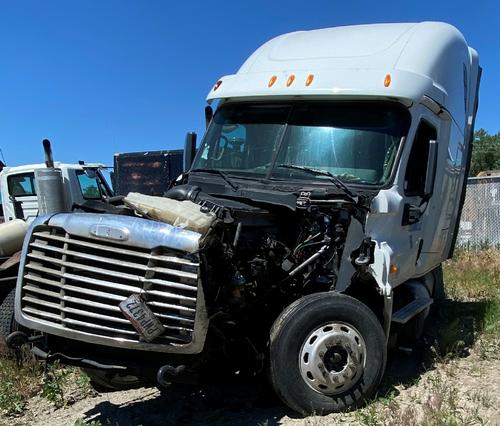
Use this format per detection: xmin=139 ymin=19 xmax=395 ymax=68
xmin=20 ymin=226 xmax=201 ymax=350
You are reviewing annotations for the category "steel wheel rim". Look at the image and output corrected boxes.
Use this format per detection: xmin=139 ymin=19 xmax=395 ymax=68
xmin=299 ymin=322 xmax=367 ymax=395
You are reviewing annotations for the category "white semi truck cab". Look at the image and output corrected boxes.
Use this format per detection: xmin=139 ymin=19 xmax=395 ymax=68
xmin=12 ymin=22 xmax=480 ymax=414
xmin=0 ymin=162 xmax=112 ymax=225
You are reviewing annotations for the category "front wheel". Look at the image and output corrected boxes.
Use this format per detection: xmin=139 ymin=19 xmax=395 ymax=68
xmin=269 ymin=292 xmax=386 ymax=415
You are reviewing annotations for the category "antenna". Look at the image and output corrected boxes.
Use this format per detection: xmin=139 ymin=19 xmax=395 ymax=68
xmin=0 ymin=148 xmax=6 ymax=164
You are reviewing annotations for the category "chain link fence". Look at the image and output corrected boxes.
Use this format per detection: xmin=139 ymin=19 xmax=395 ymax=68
xmin=457 ymin=176 xmax=500 ymax=249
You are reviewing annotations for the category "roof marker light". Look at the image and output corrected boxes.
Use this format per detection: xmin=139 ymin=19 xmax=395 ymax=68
xmin=384 ymin=74 xmax=391 ymax=87
xmin=213 ymin=80 xmax=223 ymax=91
xmin=305 ymin=74 xmax=314 ymax=86
xmin=268 ymin=75 xmax=277 ymax=87
xmin=286 ymin=74 xmax=295 ymax=87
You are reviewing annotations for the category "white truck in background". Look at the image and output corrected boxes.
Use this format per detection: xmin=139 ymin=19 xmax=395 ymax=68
xmin=0 ymin=141 xmax=113 ymax=339
xmin=0 ymin=162 xmax=111 ymax=226
xmin=11 ymin=22 xmax=480 ymax=414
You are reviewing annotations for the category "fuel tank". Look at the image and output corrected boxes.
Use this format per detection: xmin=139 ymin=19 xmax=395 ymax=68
xmin=0 ymin=219 xmax=28 ymax=256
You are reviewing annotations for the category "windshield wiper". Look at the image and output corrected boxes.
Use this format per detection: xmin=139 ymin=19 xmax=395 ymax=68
xmin=276 ymin=164 xmax=359 ymax=203
xmin=189 ymin=168 xmax=239 ymax=191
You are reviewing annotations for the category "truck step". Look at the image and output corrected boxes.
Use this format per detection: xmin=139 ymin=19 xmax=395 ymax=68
xmin=392 ymin=298 xmax=433 ymax=324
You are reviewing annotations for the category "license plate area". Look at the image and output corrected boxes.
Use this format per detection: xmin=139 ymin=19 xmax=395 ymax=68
xmin=119 ymin=294 xmax=165 ymax=342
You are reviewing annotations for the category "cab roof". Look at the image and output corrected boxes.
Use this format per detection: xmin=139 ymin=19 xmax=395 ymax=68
xmin=207 ymin=22 xmax=477 ymax=128
xmin=0 ymin=162 xmax=104 ymax=175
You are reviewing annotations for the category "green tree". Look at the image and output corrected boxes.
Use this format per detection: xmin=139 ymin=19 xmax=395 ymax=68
xmin=470 ymin=129 xmax=500 ymax=176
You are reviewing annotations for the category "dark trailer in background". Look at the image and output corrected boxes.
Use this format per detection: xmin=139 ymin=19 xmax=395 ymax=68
xmin=112 ymin=150 xmax=183 ymax=196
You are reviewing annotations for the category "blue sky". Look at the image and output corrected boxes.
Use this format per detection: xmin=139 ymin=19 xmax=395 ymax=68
xmin=0 ymin=0 xmax=498 ymax=166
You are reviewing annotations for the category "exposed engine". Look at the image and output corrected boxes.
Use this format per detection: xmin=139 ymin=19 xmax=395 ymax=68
xmin=131 ymin=184 xmax=372 ymax=376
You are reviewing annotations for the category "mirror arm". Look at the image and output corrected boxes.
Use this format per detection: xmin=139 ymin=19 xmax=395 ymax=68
xmin=205 ymin=106 xmax=213 ymax=129
xmin=183 ymin=132 xmax=197 ymax=172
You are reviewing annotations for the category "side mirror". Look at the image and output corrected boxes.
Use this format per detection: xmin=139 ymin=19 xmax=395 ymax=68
xmin=424 ymin=139 xmax=437 ymax=197
xmin=205 ymin=106 xmax=213 ymax=129
xmin=84 ymin=168 xmax=97 ymax=179
xmin=184 ymin=132 xmax=197 ymax=172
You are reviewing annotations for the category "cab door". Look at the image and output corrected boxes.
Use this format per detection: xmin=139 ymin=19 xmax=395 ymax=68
xmin=5 ymin=172 xmax=39 ymax=223
xmin=401 ymin=111 xmax=456 ymax=274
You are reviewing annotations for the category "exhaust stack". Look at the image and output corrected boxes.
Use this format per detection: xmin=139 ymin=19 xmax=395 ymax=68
xmin=43 ymin=139 xmax=54 ymax=168
xmin=34 ymin=139 xmax=68 ymax=215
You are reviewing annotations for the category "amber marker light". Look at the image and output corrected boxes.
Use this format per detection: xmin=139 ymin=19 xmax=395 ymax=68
xmin=305 ymin=74 xmax=315 ymax=86
xmin=213 ymin=80 xmax=223 ymax=91
xmin=286 ymin=74 xmax=296 ymax=87
xmin=389 ymin=264 xmax=398 ymax=274
xmin=268 ymin=75 xmax=277 ymax=87
xmin=384 ymin=74 xmax=391 ymax=87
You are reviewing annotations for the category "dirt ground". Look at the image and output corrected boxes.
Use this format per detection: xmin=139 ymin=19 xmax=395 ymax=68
xmin=7 ymin=342 xmax=498 ymax=426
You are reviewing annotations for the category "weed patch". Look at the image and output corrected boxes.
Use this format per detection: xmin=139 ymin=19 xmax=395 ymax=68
xmin=41 ymin=360 xmax=71 ymax=407
xmin=0 ymin=349 xmax=41 ymax=416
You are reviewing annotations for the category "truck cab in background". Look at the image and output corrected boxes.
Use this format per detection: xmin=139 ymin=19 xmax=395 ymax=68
xmin=12 ymin=22 xmax=480 ymax=414
xmin=0 ymin=162 xmax=112 ymax=224
xmin=0 ymin=152 xmax=113 ymax=341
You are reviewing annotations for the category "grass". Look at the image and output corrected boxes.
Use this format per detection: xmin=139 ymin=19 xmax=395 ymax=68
xmin=0 ymin=348 xmax=42 ymax=416
xmin=0 ymin=350 xmax=93 ymax=417
xmin=442 ymin=248 xmax=500 ymax=358
xmin=444 ymin=248 xmax=500 ymax=302
xmin=40 ymin=360 xmax=71 ymax=407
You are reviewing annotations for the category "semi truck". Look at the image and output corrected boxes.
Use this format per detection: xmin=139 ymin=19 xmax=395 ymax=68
xmin=10 ymin=22 xmax=480 ymax=414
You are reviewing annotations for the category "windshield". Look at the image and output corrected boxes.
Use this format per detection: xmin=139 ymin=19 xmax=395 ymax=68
xmin=192 ymin=102 xmax=410 ymax=186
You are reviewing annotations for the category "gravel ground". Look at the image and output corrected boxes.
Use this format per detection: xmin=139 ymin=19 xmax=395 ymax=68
xmin=7 ymin=343 xmax=498 ymax=426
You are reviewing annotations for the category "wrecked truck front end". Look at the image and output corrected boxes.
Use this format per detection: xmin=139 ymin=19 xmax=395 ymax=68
xmin=12 ymin=181 xmax=373 ymax=374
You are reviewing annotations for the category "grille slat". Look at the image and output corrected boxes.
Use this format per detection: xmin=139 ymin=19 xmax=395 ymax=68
xmin=29 ymin=242 xmax=199 ymax=280
xmin=32 ymin=231 xmax=199 ymax=267
xmin=23 ymin=295 xmax=61 ymax=311
xmin=63 ymin=317 xmax=137 ymax=336
xmin=21 ymin=226 xmax=200 ymax=348
xmin=26 ymin=264 xmax=197 ymax=293
xmin=24 ymin=306 xmax=61 ymax=321
xmin=27 ymin=252 xmax=198 ymax=285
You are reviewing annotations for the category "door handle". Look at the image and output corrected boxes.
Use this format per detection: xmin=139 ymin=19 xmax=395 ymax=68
xmin=402 ymin=203 xmax=422 ymax=225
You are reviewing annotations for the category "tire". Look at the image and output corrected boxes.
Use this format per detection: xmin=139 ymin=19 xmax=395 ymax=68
xmin=0 ymin=287 xmax=18 ymax=356
xmin=0 ymin=287 xmax=16 ymax=338
xmin=83 ymin=368 xmax=145 ymax=392
xmin=269 ymin=292 xmax=386 ymax=415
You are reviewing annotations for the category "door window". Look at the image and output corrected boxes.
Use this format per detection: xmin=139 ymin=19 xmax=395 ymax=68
xmin=7 ymin=173 xmax=36 ymax=197
xmin=77 ymin=171 xmax=103 ymax=199
xmin=404 ymin=121 xmax=437 ymax=196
